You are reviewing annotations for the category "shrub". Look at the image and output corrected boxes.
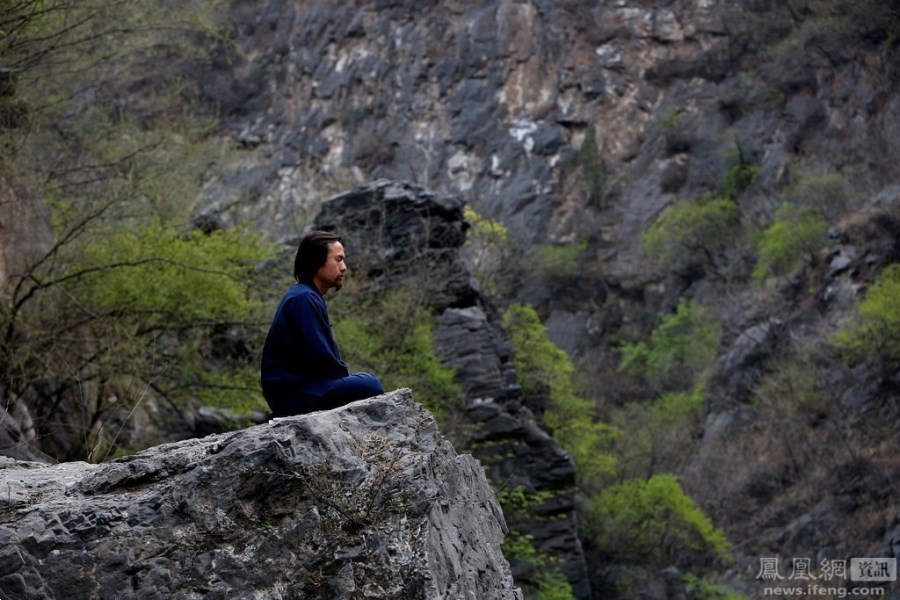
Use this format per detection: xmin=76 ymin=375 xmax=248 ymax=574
xmin=832 ymin=263 xmax=900 ymax=371
xmin=1 ymin=221 xmax=274 ymax=459
xmin=333 ymin=293 xmax=462 ymax=423
xmin=643 ymin=194 xmax=740 ymax=276
xmin=578 ymin=126 xmax=606 ymax=203
xmin=611 ymin=386 xmax=707 ymax=478
xmin=586 ymin=474 xmax=733 ymax=566
xmin=502 ymin=530 xmax=575 ymax=600
xmin=461 ymin=206 xmax=523 ymax=300
xmin=786 ymin=170 xmax=852 ymax=220
xmin=618 ymin=300 xmax=721 ymax=392
xmin=533 ymin=240 xmax=588 ymax=289
xmin=752 ymin=203 xmax=828 ymax=280
xmin=722 ymin=159 xmax=760 ymax=199
xmin=503 ymin=304 xmax=619 ymax=492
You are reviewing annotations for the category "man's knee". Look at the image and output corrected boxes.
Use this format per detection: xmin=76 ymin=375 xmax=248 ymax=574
xmin=356 ymin=372 xmax=384 ymax=395
xmin=323 ymin=372 xmax=384 ymax=404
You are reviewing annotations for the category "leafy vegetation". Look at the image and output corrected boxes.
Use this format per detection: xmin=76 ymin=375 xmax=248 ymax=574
xmin=722 ymin=154 xmax=760 ymax=199
xmin=618 ymin=300 xmax=721 ymax=392
xmin=785 ymin=170 xmax=852 ymax=220
xmin=578 ymin=126 xmax=606 ymax=204
xmin=0 ymin=0 xmax=259 ymax=461
xmin=503 ymin=304 xmax=620 ymax=493
xmin=462 ymin=206 xmax=518 ymax=299
xmin=643 ymin=194 xmax=740 ymax=276
xmin=832 ymin=263 xmax=900 ymax=371
xmin=503 ymin=302 xmax=732 ymax=578
xmin=610 ymin=386 xmax=706 ymax=479
xmin=497 ymin=486 xmax=575 ymax=600
xmin=332 ymin=288 xmax=462 ymax=423
xmin=585 ymin=474 xmax=733 ymax=567
xmin=753 ymin=203 xmax=828 ymax=280
xmin=533 ymin=240 xmax=589 ymax=290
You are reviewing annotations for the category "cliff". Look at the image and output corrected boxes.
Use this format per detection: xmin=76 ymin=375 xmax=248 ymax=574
xmin=0 ymin=388 xmax=521 ymax=599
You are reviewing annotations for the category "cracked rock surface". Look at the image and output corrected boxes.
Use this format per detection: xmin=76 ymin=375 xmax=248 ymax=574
xmin=0 ymin=388 xmax=521 ymax=599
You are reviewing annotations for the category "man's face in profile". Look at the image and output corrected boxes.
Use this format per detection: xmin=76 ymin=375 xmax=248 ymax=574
xmin=313 ymin=241 xmax=347 ymax=293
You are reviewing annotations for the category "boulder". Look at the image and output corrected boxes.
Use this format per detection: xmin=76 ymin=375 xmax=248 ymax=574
xmin=0 ymin=389 xmax=521 ymax=599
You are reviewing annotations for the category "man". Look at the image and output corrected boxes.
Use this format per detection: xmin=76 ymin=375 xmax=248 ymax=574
xmin=260 ymin=230 xmax=384 ymax=417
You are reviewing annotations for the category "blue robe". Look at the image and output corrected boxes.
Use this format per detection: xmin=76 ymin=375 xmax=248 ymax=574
xmin=260 ymin=281 xmax=382 ymax=416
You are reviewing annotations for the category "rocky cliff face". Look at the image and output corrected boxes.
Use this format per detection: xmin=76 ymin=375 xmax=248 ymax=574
xmin=197 ymin=0 xmax=748 ymax=246
xmin=0 ymin=389 xmax=522 ymax=599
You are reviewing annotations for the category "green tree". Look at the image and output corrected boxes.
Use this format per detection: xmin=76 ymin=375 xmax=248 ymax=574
xmin=332 ymin=288 xmax=462 ymax=424
xmin=0 ymin=0 xmax=259 ymax=462
xmin=2 ymin=221 xmax=273 ymax=461
xmin=643 ymin=195 xmax=740 ymax=277
xmin=585 ymin=474 xmax=733 ymax=566
xmin=752 ymin=203 xmax=828 ymax=280
xmin=722 ymin=155 xmax=760 ymax=199
xmin=497 ymin=487 xmax=575 ymax=600
xmin=619 ymin=300 xmax=721 ymax=392
xmin=611 ymin=386 xmax=706 ymax=479
xmin=503 ymin=303 xmax=619 ymax=494
xmin=462 ymin=206 xmax=519 ymax=299
xmin=832 ymin=263 xmax=900 ymax=371
xmin=578 ymin=126 xmax=606 ymax=204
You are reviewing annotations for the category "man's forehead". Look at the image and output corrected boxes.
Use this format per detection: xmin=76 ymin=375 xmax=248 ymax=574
xmin=328 ymin=241 xmax=345 ymax=255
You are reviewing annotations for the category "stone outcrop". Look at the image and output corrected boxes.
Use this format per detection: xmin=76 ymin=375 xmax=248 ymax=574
xmin=0 ymin=389 xmax=521 ymax=599
xmin=312 ymin=180 xmax=590 ymax=598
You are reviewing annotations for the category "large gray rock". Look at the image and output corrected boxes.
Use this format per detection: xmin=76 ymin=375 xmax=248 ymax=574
xmin=0 ymin=389 xmax=521 ymax=599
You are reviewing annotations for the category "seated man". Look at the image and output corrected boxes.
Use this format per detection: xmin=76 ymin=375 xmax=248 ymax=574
xmin=260 ymin=230 xmax=383 ymax=417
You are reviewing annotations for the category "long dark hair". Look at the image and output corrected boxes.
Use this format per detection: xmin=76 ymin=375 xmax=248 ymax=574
xmin=294 ymin=230 xmax=343 ymax=283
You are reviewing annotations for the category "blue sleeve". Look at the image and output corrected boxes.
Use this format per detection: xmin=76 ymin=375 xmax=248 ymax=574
xmin=282 ymin=293 xmax=350 ymax=379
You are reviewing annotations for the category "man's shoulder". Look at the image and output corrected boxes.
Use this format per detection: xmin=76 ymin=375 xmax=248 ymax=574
xmin=282 ymin=282 xmax=324 ymax=307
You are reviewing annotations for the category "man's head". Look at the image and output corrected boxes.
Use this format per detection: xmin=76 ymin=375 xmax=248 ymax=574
xmin=294 ymin=230 xmax=347 ymax=294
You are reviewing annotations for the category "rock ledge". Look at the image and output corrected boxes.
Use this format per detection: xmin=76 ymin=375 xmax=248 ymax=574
xmin=0 ymin=389 xmax=521 ymax=599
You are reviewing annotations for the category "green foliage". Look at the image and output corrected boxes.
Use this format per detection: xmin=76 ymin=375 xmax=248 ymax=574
xmin=533 ymin=240 xmax=588 ymax=289
xmin=618 ymin=300 xmax=721 ymax=392
xmin=495 ymin=486 xmax=559 ymax=521
xmin=578 ymin=126 xmax=606 ymax=203
xmin=832 ymin=264 xmax=900 ymax=371
xmin=502 ymin=531 xmax=575 ymax=600
xmin=722 ymin=159 xmax=760 ymax=199
xmin=643 ymin=194 xmax=740 ymax=275
xmin=534 ymin=570 xmax=576 ymax=600
xmin=786 ymin=170 xmax=851 ymax=220
xmin=333 ymin=290 xmax=462 ymax=422
xmin=74 ymin=222 xmax=266 ymax=326
xmin=2 ymin=221 xmax=274 ymax=460
xmin=462 ymin=206 xmax=518 ymax=298
xmin=683 ymin=574 xmax=746 ymax=600
xmin=503 ymin=304 xmax=619 ymax=492
xmin=0 ymin=0 xmax=262 ymax=462
xmin=586 ymin=474 xmax=733 ymax=566
xmin=465 ymin=205 xmax=509 ymax=241
xmin=752 ymin=203 xmax=828 ymax=280
xmin=611 ymin=386 xmax=706 ymax=478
